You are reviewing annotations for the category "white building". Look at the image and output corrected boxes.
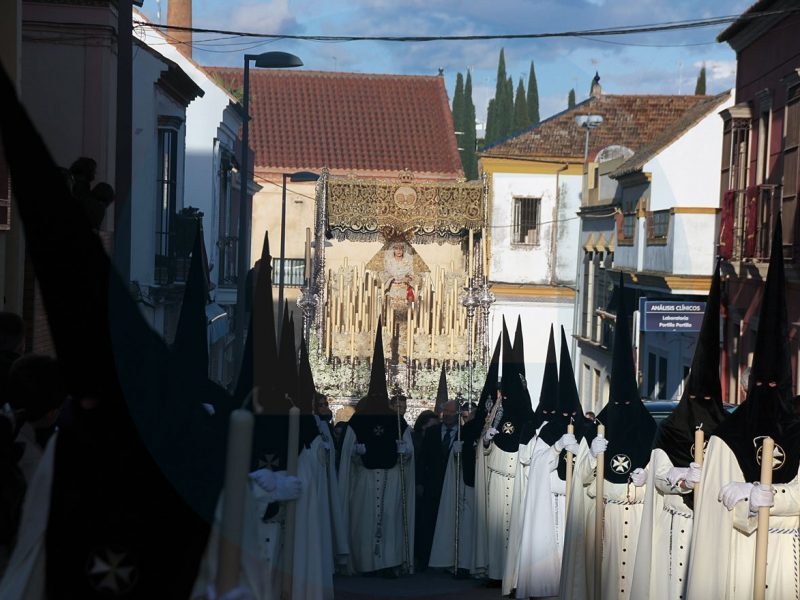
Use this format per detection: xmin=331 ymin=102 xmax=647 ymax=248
xmin=131 ymin=12 xmax=255 ymax=386
xmin=574 ymin=89 xmax=733 ymax=411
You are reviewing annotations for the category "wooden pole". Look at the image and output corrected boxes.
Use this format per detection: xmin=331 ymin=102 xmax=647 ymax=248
xmin=594 ymin=424 xmax=605 ymax=600
xmin=753 ymin=436 xmax=774 ymax=600
xmin=565 ymin=422 xmax=575 ymax=522
xmin=216 ymin=408 xmax=255 ymax=596
xmin=693 ymin=428 xmax=704 ymax=508
xmin=280 ymin=407 xmax=301 ymax=600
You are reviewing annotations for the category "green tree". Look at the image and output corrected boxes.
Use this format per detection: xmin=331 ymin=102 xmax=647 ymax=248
xmin=513 ymin=78 xmax=528 ymax=132
xmin=568 ymin=88 xmax=576 ymax=109
xmin=463 ymin=70 xmax=478 ymax=179
xmin=526 ymin=61 xmax=540 ymax=125
xmin=452 ymin=72 xmax=465 ymax=135
xmin=485 ymin=48 xmax=508 ymax=145
xmin=499 ymin=76 xmax=514 ymax=139
xmin=694 ymin=65 xmax=707 ymax=95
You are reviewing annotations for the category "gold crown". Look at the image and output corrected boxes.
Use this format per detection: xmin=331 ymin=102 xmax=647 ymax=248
xmin=398 ymin=169 xmax=414 ymax=184
xmin=380 ymin=225 xmax=417 ymax=244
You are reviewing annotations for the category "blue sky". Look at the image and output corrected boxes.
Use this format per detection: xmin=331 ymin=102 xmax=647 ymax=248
xmin=138 ymin=0 xmax=747 ymax=125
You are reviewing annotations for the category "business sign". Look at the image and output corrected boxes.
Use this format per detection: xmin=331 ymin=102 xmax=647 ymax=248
xmin=640 ymin=299 xmax=705 ymax=332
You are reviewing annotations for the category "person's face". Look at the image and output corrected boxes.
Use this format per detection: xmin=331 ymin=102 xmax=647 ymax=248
xmin=389 ymin=397 xmax=407 ymax=416
xmin=393 ymin=244 xmax=404 ymax=258
xmin=442 ymin=405 xmax=458 ymax=427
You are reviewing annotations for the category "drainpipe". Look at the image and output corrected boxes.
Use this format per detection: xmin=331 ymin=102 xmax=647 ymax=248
xmin=550 ymin=164 xmax=569 ymax=286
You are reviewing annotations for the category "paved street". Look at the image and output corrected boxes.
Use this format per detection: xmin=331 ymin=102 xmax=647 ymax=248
xmin=334 ymin=570 xmax=501 ymax=600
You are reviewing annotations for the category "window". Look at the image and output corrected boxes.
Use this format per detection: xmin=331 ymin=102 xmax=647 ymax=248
xmin=582 ymin=251 xmax=594 ymax=337
xmin=272 ymin=258 xmax=306 ymax=287
xmin=217 ymin=151 xmax=239 ymax=287
xmin=621 ymin=196 xmax=637 ymax=242
xmin=593 ymin=253 xmax=614 ymax=346
xmin=155 ymin=126 xmax=179 ymax=285
xmin=783 ymin=86 xmax=800 ymax=256
xmin=512 ymin=197 xmax=540 ymax=245
xmin=647 ymin=210 xmax=670 ymax=242
xmin=647 ymin=352 xmax=668 ymax=400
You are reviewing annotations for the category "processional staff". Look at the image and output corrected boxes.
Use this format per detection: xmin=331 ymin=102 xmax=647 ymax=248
xmin=280 ymin=406 xmax=300 ymax=600
xmin=565 ymin=421 xmax=575 ymax=522
xmin=753 ymin=436 xmax=775 ymax=600
xmin=594 ymin=423 xmax=605 ymax=600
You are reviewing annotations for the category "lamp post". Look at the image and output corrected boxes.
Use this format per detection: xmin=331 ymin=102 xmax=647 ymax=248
xmin=571 ymin=114 xmax=603 ymax=363
xmin=278 ymin=171 xmax=320 ymax=318
xmin=234 ymin=51 xmax=303 ymax=375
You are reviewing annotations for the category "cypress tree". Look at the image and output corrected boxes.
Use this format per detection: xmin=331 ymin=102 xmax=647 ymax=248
xmin=513 ymin=78 xmax=528 ymax=132
xmin=499 ymin=76 xmax=514 ymax=139
xmin=568 ymin=88 xmax=576 ymax=109
xmin=526 ymin=61 xmax=540 ymax=125
xmin=452 ymin=72 xmax=465 ymax=136
xmin=484 ymin=98 xmax=496 ymax=146
xmin=694 ymin=65 xmax=707 ymax=95
xmin=463 ymin=70 xmax=478 ymax=179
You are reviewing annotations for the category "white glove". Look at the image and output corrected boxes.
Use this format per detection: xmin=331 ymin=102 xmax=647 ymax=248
xmin=589 ymin=436 xmax=608 ymax=458
xmin=684 ymin=462 xmax=702 ymax=490
xmin=249 ymin=468 xmax=278 ymax=492
xmin=354 ymin=443 xmax=367 ymax=455
xmin=396 ymin=440 xmax=412 ymax=456
xmin=201 ymin=403 xmax=215 ymax=416
xmin=664 ymin=467 xmax=689 ymax=488
xmin=554 ymin=433 xmax=578 ymax=453
xmin=630 ymin=468 xmax=648 ymax=487
xmin=249 ymin=469 xmax=302 ymax=502
xmin=749 ymin=483 xmax=775 ymax=514
xmin=272 ymin=475 xmax=302 ymax=502
xmin=718 ymin=482 xmax=754 ymax=510
xmin=484 ymin=427 xmax=499 ymax=443
xmin=452 ymin=440 xmax=464 ymax=455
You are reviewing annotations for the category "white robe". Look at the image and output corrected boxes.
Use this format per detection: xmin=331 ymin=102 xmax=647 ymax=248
xmin=558 ymin=439 xmax=647 ymax=600
xmin=510 ymin=437 xmax=568 ymax=598
xmin=0 ymin=432 xmax=56 ymax=600
xmin=337 ymin=425 xmax=415 ymax=574
xmin=193 ymin=436 xmax=335 ymax=600
xmin=502 ymin=436 xmax=536 ymax=595
xmin=472 ymin=441 xmax=518 ymax=580
xmin=631 ymin=448 xmax=695 ymax=600
xmin=685 ymin=436 xmax=800 ymax=599
xmin=315 ymin=416 xmax=349 ymax=567
xmin=427 ymin=443 xmax=475 ymax=571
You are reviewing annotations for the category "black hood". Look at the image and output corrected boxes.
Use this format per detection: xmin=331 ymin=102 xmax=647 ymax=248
xmin=435 ymin=363 xmax=449 ymax=413
xmin=653 ymin=261 xmax=727 ymax=503
xmin=715 ymin=216 xmax=800 ymax=483
xmin=596 ymin=274 xmax=657 ymax=484
xmin=522 ymin=325 xmax=559 ymax=443
xmin=349 ymin=319 xmax=407 ymax=468
xmin=492 ymin=318 xmax=534 ymax=452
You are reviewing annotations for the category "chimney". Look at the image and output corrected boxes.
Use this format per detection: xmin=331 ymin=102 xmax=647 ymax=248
xmin=590 ymin=71 xmax=602 ymax=98
xmin=167 ymin=0 xmax=192 ymax=59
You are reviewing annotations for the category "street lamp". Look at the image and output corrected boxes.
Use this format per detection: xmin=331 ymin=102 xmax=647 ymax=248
xmin=277 ymin=171 xmax=320 ymax=314
xmin=235 ymin=51 xmax=303 ymax=374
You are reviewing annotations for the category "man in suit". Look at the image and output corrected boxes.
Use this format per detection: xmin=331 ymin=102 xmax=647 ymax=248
xmin=416 ymin=400 xmax=459 ymax=569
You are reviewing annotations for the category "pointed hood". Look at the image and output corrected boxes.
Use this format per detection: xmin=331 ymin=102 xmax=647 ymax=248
xmin=235 ymin=233 xmax=278 ymax=405
xmin=596 ymin=273 xmax=657 ymax=484
xmin=715 ymin=216 xmax=800 ymax=483
xmin=460 ymin=333 xmax=502 ymax=486
xmin=172 ymin=223 xmax=208 ymax=382
xmin=654 ymin=261 xmax=727 ymax=474
xmin=538 ymin=327 xmax=588 ymax=440
xmin=349 ymin=318 xmax=405 ymax=468
xmin=297 ymin=333 xmax=316 ymax=417
xmin=435 ymin=363 xmax=449 ymax=413
xmin=520 ymin=325 xmax=558 ymax=444
xmin=0 ymin=63 xmax=224 ymax=596
xmin=492 ymin=318 xmax=534 ymax=452
xmin=513 ymin=316 xmax=526 ymax=377
xmin=277 ymin=304 xmax=298 ymax=408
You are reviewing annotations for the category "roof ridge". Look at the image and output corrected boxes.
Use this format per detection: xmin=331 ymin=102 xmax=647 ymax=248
xmin=204 ymin=66 xmax=444 ymax=80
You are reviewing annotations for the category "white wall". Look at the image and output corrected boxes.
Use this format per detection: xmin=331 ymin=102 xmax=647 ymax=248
xmin=488 ymin=299 xmax=576 ymax=412
xmin=490 ymin=172 xmax=581 ymax=285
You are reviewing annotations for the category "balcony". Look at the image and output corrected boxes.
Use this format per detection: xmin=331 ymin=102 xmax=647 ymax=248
xmin=722 ymin=184 xmax=787 ymax=263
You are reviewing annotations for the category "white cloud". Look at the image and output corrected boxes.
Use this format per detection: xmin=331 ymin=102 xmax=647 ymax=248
xmin=696 ymin=59 xmax=737 ymax=82
xmin=228 ymin=0 xmax=299 ymax=33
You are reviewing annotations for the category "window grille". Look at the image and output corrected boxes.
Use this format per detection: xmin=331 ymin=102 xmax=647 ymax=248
xmin=512 ymin=197 xmax=541 ymax=245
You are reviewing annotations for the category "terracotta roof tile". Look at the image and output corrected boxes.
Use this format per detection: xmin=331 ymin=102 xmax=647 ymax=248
xmin=610 ymin=91 xmax=731 ymax=178
xmin=481 ymin=94 xmax=719 ymax=162
xmin=203 ymin=68 xmax=463 ymax=179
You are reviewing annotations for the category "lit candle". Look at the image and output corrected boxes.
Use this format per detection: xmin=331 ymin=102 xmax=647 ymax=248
xmin=468 ymin=229 xmax=474 ymax=281
xmin=304 ymin=227 xmax=311 ymax=286
xmin=281 ymin=406 xmax=300 ymax=599
xmin=482 ymin=228 xmax=489 ymax=278
xmin=216 ymin=408 xmax=255 ymax=595
xmin=407 ymin=303 xmax=413 ymax=364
